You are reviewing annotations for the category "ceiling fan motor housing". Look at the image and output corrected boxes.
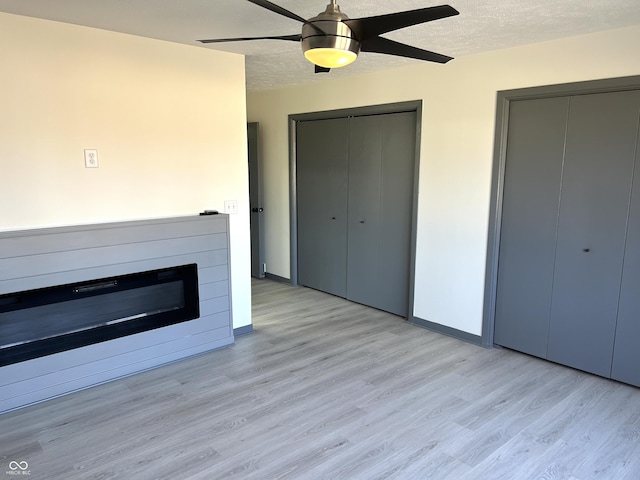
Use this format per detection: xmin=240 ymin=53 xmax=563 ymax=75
xmin=301 ymin=3 xmax=361 ymax=68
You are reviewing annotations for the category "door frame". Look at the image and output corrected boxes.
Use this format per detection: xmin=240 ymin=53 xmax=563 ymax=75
xmin=288 ymin=100 xmax=422 ymax=320
xmin=482 ymin=75 xmax=640 ymax=348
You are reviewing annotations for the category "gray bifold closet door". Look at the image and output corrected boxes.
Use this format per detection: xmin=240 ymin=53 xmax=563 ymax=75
xmin=546 ymin=92 xmax=638 ymax=377
xmin=347 ymin=113 xmax=415 ymax=316
xmin=296 ymin=111 xmax=416 ymax=317
xmin=611 ymin=105 xmax=640 ymax=386
xmin=494 ymin=97 xmax=568 ymax=358
xmin=297 ymin=117 xmax=349 ymax=298
xmin=494 ymin=89 xmax=640 ymax=384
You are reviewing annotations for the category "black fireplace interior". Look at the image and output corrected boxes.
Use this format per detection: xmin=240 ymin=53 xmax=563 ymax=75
xmin=0 ymin=264 xmax=199 ymax=367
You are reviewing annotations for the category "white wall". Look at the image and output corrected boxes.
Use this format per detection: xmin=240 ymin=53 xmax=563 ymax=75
xmin=247 ymin=25 xmax=640 ymax=336
xmin=0 ymin=13 xmax=252 ymax=328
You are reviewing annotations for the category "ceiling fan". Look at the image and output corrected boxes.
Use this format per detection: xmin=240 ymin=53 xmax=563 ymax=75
xmin=198 ymin=0 xmax=459 ymax=73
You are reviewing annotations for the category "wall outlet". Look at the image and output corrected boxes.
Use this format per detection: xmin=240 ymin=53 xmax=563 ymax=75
xmin=224 ymin=200 xmax=238 ymax=214
xmin=84 ymin=149 xmax=99 ymax=168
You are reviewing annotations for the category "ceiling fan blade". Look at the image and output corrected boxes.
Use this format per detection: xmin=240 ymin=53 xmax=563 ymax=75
xmin=315 ymin=65 xmax=331 ymax=74
xmin=246 ymin=0 xmax=308 ymax=24
xmin=198 ymin=34 xmax=301 ymax=44
xmin=345 ymin=5 xmax=459 ymax=40
xmin=361 ymin=36 xmax=453 ymax=64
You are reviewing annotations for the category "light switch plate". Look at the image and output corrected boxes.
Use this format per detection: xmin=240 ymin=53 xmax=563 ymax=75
xmin=224 ymin=200 xmax=238 ymax=214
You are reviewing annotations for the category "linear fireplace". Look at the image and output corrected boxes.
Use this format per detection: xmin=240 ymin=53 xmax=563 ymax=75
xmin=0 ymin=264 xmax=199 ymax=367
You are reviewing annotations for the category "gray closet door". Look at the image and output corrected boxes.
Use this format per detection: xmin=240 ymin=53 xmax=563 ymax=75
xmin=347 ymin=112 xmax=415 ymax=316
xmin=297 ymin=111 xmax=416 ymax=316
xmin=546 ymin=91 xmax=640 ymax=377
xmin=608 ymin=96 xmax=640 ymax=385
xmin=493 ymin=97 xmax=568 ymax=358
xmin=495 ymin=89 xmax=640 ymax=385
xmin=297 ymin=117 xmax=349 ymax=297
xmin=376 ymin=111 xmax=416 ymax=316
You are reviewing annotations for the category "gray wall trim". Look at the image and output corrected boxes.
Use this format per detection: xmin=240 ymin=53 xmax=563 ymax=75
xmin=289 ymin=116 xmax=299 ymax=286
xmin=265 ymin=273 xmax=292 ymax=284
xmin=407 ymin=102 xmax=423 ymax=323
xmin=233 ymin=325 xmax=254 ymax=337
xmin=288 ymin=100 xmax=423 ymax=319
xmin=289 ymin=101 xmax=422 ymax=123
xmin=482 ymin=88 xmax=512 ymax=348
xmin=491 ymin=75 xmax=640 ymax=102
xmin=482 ymin=75 xmax=640 ymax=348
xmin=411 ymin=316 xmax=483 ymax=346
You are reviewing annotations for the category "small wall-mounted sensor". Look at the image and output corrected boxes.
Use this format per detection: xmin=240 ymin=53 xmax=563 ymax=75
xmin=84 ymin=149 xmax=99 ymax=168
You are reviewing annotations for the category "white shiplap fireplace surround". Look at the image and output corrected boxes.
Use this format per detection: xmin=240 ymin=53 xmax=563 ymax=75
xmin=0 ymin=215 xmax=233 ymax=413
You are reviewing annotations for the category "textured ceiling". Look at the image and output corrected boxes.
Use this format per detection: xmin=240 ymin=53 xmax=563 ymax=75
xmin=1 ymin=0 xmax=640 ymax=91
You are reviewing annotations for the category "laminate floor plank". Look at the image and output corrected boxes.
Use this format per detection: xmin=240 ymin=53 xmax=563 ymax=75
xmin=1 ymin=279 xmax=640 ymax=479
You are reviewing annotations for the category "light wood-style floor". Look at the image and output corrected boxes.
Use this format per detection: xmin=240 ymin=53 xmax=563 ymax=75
xmin=2 ymin=279 xmax=640 ymax=479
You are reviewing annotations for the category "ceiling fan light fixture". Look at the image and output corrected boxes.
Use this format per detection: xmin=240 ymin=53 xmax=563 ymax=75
xmin=304 ymin=47 xmax=357 ymax=68
xmin=301 ymin=2 xmax=360 ymax=69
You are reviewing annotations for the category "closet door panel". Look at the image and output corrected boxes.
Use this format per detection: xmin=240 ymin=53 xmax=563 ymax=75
xmin=547 ymin=91 xmax=640 ymax=377
xmin=494 ymin=97 xmax=568 ymax=357
xmin=347 ymin=112 xmax=416 ymax=316
xmin=611 ymin=105 xmax=640 ymax=387
xmin=297 ymin=118 xmax=349 ymax=297
xmin=377 ymin=111 xmax=416 ymax=317
xmin=347 ymin=115 xmax=383 ymax=308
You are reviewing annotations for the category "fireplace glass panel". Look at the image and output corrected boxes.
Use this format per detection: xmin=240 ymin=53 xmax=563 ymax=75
xmin=0 ymin=264 xmax=199 ymax=366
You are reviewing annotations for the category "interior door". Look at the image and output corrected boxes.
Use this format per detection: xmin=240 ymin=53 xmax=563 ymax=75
xmin=296 ymin=111 xmax=416 ymax=317
xmin=347 ymin=111 xmax=416 ymax=316
xmin=495 ymin=90 xmax=640 ymax=381
xmin=494 ymin=97 xmax=568 ymax=358
xmin=546 ymin=91 xmax=639 ymax=377
xmin=547 ymin=92 xmax=639 ymax=377
xmin=248 ymin=122 xmax=265 ymax=278
xmin=296 ymin=117 xmax=349 ymax=297
xmin=611 ymin=109 xmax=640 ymax=385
